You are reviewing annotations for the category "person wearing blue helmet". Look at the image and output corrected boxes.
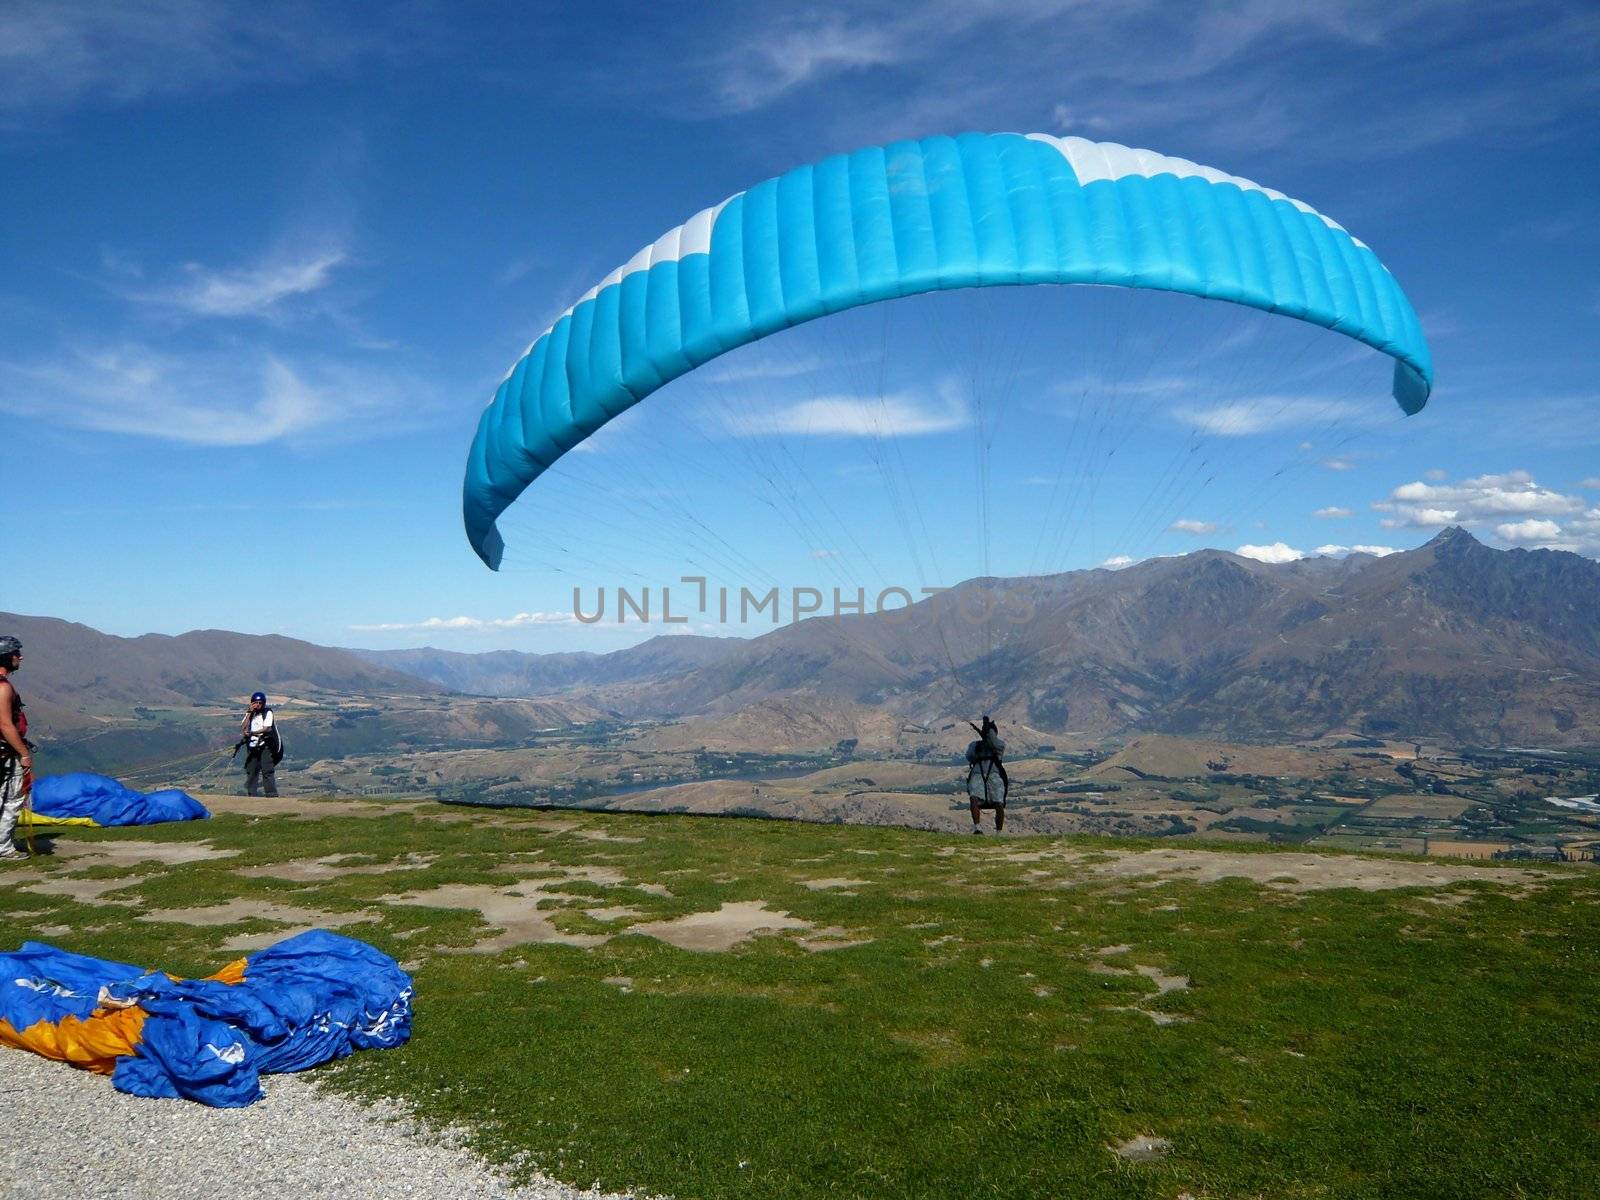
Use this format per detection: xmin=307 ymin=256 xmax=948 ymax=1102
xmin=238 ymin=691 xmax=279 ymax=797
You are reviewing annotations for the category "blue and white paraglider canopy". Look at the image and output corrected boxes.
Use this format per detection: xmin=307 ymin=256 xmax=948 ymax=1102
xmin=464 ymin=132 xmax=1433 ymax=569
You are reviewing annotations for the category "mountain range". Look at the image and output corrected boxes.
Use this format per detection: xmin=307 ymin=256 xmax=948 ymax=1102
xmin=7 ymin=528 xmax=1599 ymax=769
xmin=356 ymin=528 xmax=1600 ymax=747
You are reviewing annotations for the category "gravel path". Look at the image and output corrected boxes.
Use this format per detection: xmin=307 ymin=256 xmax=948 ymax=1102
xmin=0 ymin=1049 xmax=648 ymax=1200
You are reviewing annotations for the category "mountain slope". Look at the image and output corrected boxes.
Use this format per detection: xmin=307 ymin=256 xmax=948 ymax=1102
xmin=352 ymin=634 xmax=741 ymax=696
xmin=0 ymin=613 xmax=440 ymax=723
xmin=361 ymin=530 xmax=1600 ymax=746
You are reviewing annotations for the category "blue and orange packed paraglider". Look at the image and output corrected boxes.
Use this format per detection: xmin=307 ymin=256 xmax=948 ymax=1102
xmin=0 ymin=930 xmax=412 ymax=1107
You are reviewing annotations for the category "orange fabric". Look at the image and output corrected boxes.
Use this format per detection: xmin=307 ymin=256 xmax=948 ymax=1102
xmin=206 ymin=958 xmax=248 ymax=985
xmin=0 ymin=1006 xmax=147 ymax=1074
xmin=0 ymin=956 xmax=246 ymax=1074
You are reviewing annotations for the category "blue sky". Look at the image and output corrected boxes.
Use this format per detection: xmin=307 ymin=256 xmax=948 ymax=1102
xmin=3 ymin=1 xmax=1597 ymax=653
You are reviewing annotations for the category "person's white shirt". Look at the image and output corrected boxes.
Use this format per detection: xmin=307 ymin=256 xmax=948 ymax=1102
xmin=247 ymin=709 xmax=275 ymax=748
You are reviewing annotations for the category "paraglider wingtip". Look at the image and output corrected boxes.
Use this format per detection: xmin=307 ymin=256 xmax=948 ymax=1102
xmin=1392 ymin=362 xmax=1431 ymax=416
xmin=475 ymin=526 xmax=506 ymax=571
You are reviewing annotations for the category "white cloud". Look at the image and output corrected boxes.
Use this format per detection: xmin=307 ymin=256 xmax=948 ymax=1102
xmin=1173 ymin=397 xmax=1363 ymax=436
xmin=1495 ymin=518 xmax=1563 ymax=544
xmin=1170 ymin=519 xmax=1217 ymax=535
xmin=1368 ymin=470 xmax=1600 ymax=557
xmin=143 ymin=248 xmax=346 ymax=318
xmin=350 ymin=612 xmax=577 ymax=633
xmin=1424 ymin=468 xmax=1448 ymax=481
xmin=1099 ymin=555 xmax=1135 ymax=570
xmin=1580 ymin=478 xmax=1600 ymax=490
xmin=727 ymin=383 xmax=966 ymax=438
xmin=1322 ymin=458 xmax=1355 ymax=471
xmin=1375 ymin=470 xmax=1585 ymax=530
xmin=703 ymin=354 xmax=831 ymax=385
xmin=1564 ymin=509 xmax=1600 ymax=555
xmin=1050 ymin=102 xmax=1117 ymax=134
xmin=1316 ymin=544 xmax=1397 ymax=557
xmin=1235 ymin=542 xmax=1305 ymax=563
xmin=1314 ymin=506 xmax=1353 ymax=519
xmin=0 ymin=342 xmax=429 ymax=446
xmin=1379 ymin=506 xmax=1459 ymax=529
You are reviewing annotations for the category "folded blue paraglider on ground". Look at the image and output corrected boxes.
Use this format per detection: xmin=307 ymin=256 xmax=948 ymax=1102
xmin=28 ymin=772 xmax=209 ymax=826
xmin=0 ymin=931 xmax=413 ymax=1106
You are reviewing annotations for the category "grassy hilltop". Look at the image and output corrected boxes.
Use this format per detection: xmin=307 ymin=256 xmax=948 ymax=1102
xmin=4 ymin=795 xmax=1598 ymax=1199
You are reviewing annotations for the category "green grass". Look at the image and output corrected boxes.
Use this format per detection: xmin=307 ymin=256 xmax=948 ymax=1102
xmin=5 ymin=801 xmax=1599 ymax=1199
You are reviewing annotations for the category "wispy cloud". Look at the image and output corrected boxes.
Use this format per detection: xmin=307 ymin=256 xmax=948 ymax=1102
xmin=1316 ymin=543 xmax=1397 ymax=557
xmin=640 ymin=1 xmax=1598 ymax=174
xmin=350 ymin=611 xmax=578 ymax=633
xmin=0 ymin=1 xmax=412 ymax=115
xmin=707 ymin=14 xmax=901 ymax=114
xmin=703 ymin=353 xmax=833 ymax=385
xmin=1174 ymin=397 xmax=1364 ymax=436
xmin=1170 ymin=518 xmax=1217 ymax=535
xmin=139 ymin=247 xmax=346 ymax=319
xmin=727 ymin=382 xmax=967 ymax=438
xmin=0 ymin=342 xmax=433 ymax=446
xmin=1314 ymin=506 xmax=1353 ymax=518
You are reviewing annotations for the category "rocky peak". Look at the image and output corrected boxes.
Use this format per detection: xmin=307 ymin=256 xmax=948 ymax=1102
xmin=1423 ymin=525 xmax=1481 ymax=555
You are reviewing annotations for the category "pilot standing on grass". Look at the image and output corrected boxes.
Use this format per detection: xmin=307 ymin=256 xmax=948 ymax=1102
xmin=239 ymin=691 xmax=279 ymax=798
xmin=0 ymin=635 xmax=34 ymax=861
xmin=966 ymin=715 xmax=1009 ymax=835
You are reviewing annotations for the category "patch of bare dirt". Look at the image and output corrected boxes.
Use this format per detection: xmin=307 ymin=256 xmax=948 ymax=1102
xmin=1133 ymin=964 xmax=1190 ymax=995
xmin=1106 ymin=1006 xmax=1191 ymax=1026
xmin=384 ymin=883 xmax=608 ymax=953
xmin=237 ymin=853 xmax=435 ymax=882
xmin=196 ymin=793 xmax=412 ymax=820
xmin=629 ymin=901 xmax=812 ymax=952
xmin=996 ymin=846 xmax=1556 ymax=894
xmin=493 ymin=862 xmax=631 ymax=887
xmin=800 ymin=878 xmax=871 ymax=891
xmin=51 ymin=840 xmax=239 ymax=868
xmin=795 ymin=925 xmax=874 ymax=952
xmin=583 ymin=906 xmax=643 ymax=922
xmin=570 ymin=828 xmax=644 ymax=844
xmin=137 ymin=900 xmax=377 ymax=930
xmin=17 ymin=875 xmax=149 ymax=905
xmin=1111 ymin=1135 xmax=1171 ymax=1162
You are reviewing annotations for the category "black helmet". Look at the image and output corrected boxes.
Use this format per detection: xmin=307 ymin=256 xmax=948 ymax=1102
xmin=250 ymin=691 xmax=267 ymax=705
xmin=0 ymin=635 xmax=20 ymax=662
